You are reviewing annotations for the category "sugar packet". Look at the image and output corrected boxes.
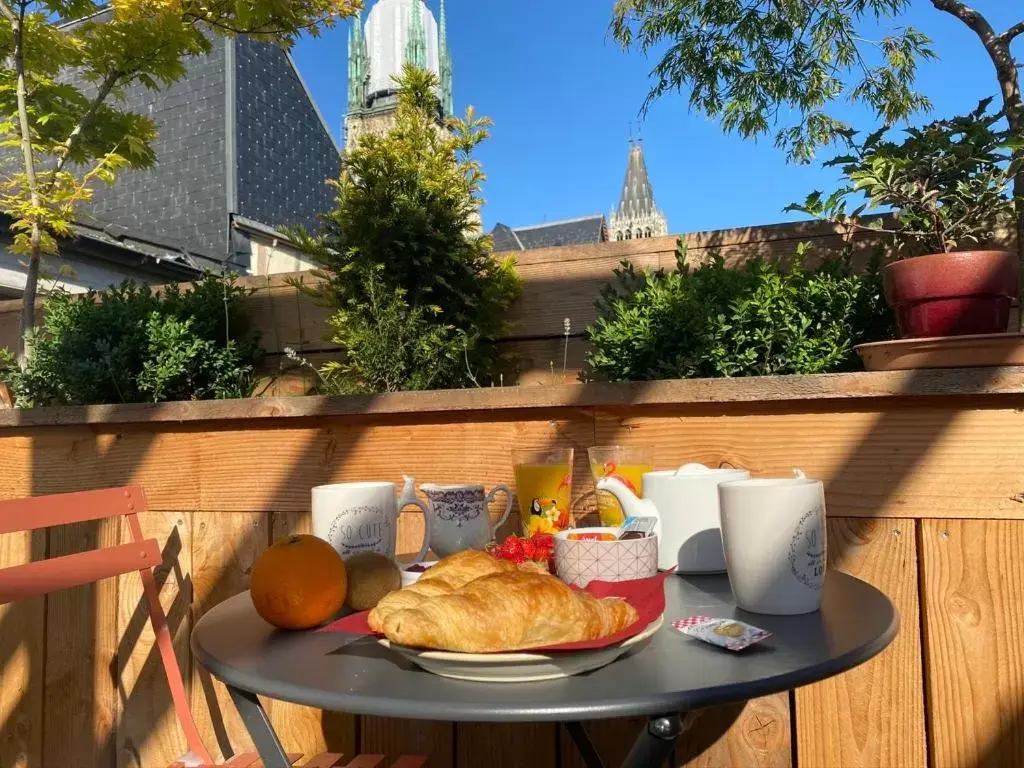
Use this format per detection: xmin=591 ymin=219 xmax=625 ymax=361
xmin=672 ymin=616 xmax=772 ymax=651
xmin=619 ymin=515 xmax=658 ymax=540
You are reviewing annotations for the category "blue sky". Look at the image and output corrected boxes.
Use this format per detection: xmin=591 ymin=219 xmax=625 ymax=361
xmin=291 ymin=1 xmax=1021 ymax=234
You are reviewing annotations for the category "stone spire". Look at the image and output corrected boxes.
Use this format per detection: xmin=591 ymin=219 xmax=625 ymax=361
xmin=608 ymin=139 xmax=668 ymax=241
xmin=405 ymin=0 xmax=427 ymax=69
xmin=347 ymin=11 xmax=367 ymax=111
xmin=439 ymin=0 xmax=453 ymax=116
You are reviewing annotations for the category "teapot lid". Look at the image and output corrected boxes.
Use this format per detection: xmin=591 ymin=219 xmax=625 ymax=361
xmin=674 ymin=463 xmax=714 ymax=475
xmin=643 ymin=463 xmax=747 ymax=479
xmin=671 ymin=463 xmax=746 ymax=476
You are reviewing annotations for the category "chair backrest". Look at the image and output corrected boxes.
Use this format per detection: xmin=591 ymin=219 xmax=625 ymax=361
xmin=0 ymin=486 xmax=213 ymax=764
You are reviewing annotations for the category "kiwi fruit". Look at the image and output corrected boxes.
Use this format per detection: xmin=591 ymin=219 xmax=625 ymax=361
xmin=344 ymin=552 xmax=401 ymax=611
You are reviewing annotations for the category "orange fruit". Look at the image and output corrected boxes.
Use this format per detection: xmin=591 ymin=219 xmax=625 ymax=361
xmin=250 ymin=534 xmax=347 ymax=630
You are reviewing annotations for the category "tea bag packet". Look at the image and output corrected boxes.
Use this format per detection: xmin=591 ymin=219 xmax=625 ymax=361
xmin=618 ymin=515 xmax=658 ymax=540
xmin=672 ymin=616 xmax=772 ymax=651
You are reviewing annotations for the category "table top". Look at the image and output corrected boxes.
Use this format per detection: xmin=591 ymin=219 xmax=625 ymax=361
xmin=191 ymin=572 xmax=897 ymax=723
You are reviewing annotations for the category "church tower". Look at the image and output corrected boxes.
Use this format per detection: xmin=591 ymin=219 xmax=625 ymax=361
xmin=608 ymin=140 xmax=668 ymax=241
xmin=344 ymin=0 xmax=453 ymax=150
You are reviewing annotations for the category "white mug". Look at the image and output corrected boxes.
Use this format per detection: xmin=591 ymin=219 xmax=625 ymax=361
xmin=311 ymin=476 xmax=431 ymax=561
xmin=419 ymin=483 xmax=513 ymax=558
xmin=718 ymin=471 xmax=827 ymax=615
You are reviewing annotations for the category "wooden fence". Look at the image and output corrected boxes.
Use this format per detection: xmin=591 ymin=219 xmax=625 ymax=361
xmin=0 ymin=217 xmax=895 ymax=391
xmin=0 ymin=368 xmax=1023 ymax=767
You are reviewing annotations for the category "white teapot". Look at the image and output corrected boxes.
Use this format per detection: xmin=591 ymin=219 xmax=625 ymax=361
xmin=597 ymin=463 xmax=750 ymax=573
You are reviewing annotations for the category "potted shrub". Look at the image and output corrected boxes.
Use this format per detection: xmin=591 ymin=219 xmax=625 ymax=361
xmin=790 ymin=101 xmax=1020 ymax=339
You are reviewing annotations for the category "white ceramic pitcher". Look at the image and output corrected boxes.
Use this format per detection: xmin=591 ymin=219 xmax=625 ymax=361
xmin=597 ymin=463 xmax=750 ymax=572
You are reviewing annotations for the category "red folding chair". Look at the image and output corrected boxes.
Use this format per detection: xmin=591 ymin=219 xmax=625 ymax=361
xmin=0 ymin=486 xmax=427 ymax=768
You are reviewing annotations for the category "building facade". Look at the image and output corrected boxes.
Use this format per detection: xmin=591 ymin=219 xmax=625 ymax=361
xmin=608 ymin=140 xmax=668 ymax=241
xmin=345 ymin=0 xmax=453 ymax=149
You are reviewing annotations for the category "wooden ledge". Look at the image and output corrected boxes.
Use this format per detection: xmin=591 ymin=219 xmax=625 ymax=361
xmin=0 ymin=367 xmax=1022 ymax=428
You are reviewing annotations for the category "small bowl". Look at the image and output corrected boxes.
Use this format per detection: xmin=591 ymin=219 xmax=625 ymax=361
xmin=400 ymin=560 xmax=438 ymax=588
xmin=554 ymin=528 xmax=659 ymax=588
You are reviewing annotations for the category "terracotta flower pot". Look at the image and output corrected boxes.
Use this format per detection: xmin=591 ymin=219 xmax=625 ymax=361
xmin=882 ymin=250 xmax=1019 ymax=339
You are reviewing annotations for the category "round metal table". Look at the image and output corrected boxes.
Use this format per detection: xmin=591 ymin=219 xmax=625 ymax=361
xmin=192 ymin=573 xmax=897 ymax=768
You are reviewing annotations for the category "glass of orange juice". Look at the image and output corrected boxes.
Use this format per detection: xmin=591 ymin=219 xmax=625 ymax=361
xmin=588 ymin=445 xmax=654 ymax=527
xmin=512 ymin=448 xmax=574 ymax=537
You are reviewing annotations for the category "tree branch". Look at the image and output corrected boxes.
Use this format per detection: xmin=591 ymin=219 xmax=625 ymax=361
xmin=931 ymin=1 xmax=1020 ymax=128
xmin=45 ymin=70 xmax=121 ymax=188
xmin=930 ymin=0 xmax=999 ymax=43
xmin=1000 ymin=21 xmax=1024 ymax=45
xmin=0 ymin=1 xmax=16 ymax=24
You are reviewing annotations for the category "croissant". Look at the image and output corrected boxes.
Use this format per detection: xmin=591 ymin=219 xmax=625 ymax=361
xmin=367 ymin=550 xmax=513 ymax=632
xmin=382 ymin=570 xmax=639 ymax=653
xmin=418 ymin=549 xmax=514 ymax=588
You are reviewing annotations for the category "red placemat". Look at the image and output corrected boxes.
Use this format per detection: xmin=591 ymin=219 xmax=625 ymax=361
xmin=319 ymin=571 xmax=669 ymax=653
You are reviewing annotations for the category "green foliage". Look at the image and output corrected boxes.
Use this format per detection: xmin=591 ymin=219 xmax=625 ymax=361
xmin=610 ymin=0 xmax=937 ymax=163
xmin=297 ymin=268 xmax=471 ymax=395
xmin=586 ymin=243 xmax=895 ymax=381
xmin=0 ymin=273 xmax=261 ymax=405
xmin=787 ymin=101 xmax=1019 ymax=256
xmin=294 ymin=65 xmax=521 ymax=392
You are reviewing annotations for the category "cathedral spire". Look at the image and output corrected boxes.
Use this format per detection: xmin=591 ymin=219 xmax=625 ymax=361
xmin=405 ymin=0 xmax=427 ymax=69
xmin=347 ymin=11 xmax=366 ymax=111
xmin=439 ymin=0 xmax=453 ymax=116
xmin=439 ymin=0 xmax=447 ymax=49
xmin=608 ymin=139 xmax=668 ymax=241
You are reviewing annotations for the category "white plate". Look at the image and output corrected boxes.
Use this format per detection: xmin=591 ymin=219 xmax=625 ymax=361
xmin=378 ymin=615 xmax=664 ymax=683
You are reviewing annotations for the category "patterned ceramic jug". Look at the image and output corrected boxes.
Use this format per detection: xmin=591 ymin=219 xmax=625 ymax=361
xmin=419 ymin=483 xmax=513 ymax=558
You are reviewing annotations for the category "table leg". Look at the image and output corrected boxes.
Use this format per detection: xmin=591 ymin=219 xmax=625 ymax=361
xmin=227 ymin=685 xmax=291 ymax=768
xmin=620 ymin=713 xmax=682 ymax=768
xmin=565 ymin=722 xmax=607 ymax=768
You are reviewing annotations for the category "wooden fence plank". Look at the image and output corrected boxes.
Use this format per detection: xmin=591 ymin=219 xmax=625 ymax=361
xmin=268 ymin=512 xmax=357 ymax=760
xmin=595 ymin=407 xmax=1024 ymax=520
xmin=508 ymin=252 xmax=663 ymax=341
xmin=358 ymin=717 xmax=452 ymax=768
xmin=27 ymin=429 xmax=201 ymax=510
xmin=4 ymin=370 xmax=1024 ymax=430
xmin=44 ymin=517 xmax=120 ymax=767
xmin=0 ymin=436 xmax=30 ymax=500
xmin=197 ymin=415 xmax=596 ymax=516
xmin=0 ymin=529 xmax=45 ymax=768
xmin=456 ymin=723 xmax=556 ymax=768
xmin=116 ymin=511 xmax=193 ymax=768
xmin=795 ymin=518 xmax=926 ymax=767
xmin=679 ymin=697 xmax=791 ymax=768
xmin=920 ymin=519 xmax=1024 ymax=767
xmin=190 ymin=512 xmax=269 ymax=763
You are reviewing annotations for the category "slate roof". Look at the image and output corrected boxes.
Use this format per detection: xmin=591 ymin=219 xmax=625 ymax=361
xmin=490 ymin=215 xmax=607 ymax=252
